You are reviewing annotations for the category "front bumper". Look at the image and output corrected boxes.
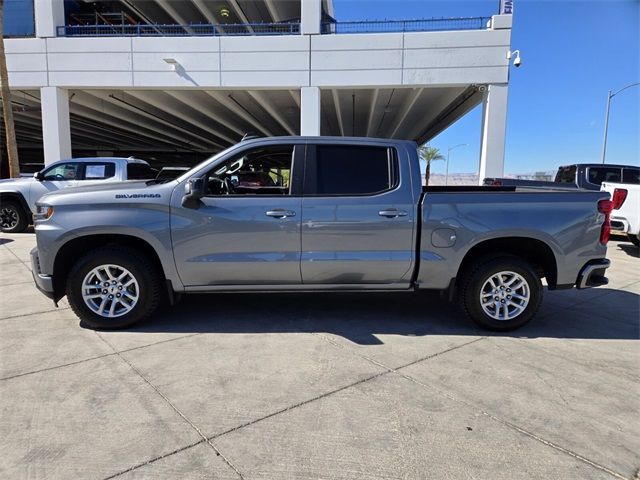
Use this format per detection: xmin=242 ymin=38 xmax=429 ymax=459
xmin=30 ymin=247 xmax=55 ymax=300
xmin=576 ymin=258 xmax=610 ymax=289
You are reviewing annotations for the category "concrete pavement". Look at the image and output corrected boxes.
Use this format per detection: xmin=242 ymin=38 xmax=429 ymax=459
xmin=0 ymin=232 xmax=638 ymax=479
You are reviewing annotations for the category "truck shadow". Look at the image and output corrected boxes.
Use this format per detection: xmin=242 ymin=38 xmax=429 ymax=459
xmin=616 ymin=243 xmax=639 ymax=258
xmin=128 ymin=288 xmax=640 ymax=344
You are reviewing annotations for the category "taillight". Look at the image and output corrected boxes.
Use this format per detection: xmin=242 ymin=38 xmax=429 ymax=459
xmin=611 ymin=188 xmax=628 ymax=210
xmin=598 ymin=199 xmax=613 ymax=245
xmin=491 ymin=179 xmax=502 ymax=186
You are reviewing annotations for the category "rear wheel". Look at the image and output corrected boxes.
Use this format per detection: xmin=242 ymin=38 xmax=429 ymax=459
xmin=460 ymin=256 xmax=542 ymax=331
xmin=628 ymin=234 xmax=639 ymax=248
xmin=66 ymin=247 xmax=162 ymax=329
xmin=0 ymin=200 xmax=29 ymax=233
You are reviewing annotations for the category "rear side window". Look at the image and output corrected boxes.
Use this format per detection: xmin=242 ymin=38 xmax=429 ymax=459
xmin=586 ymin=167 xmax=621 ymax=186
xmin=79 ymin=162 xmax=115 ymax=180
xmin=622 ymin=167 xmax=640 ymax=184
xmin=555 ymin=166 xmax=576 ymax=183
xmin=305 ymin=145 xmax=397 ymax=195
xmin=127 ymin=163 xmax=155 ymax=180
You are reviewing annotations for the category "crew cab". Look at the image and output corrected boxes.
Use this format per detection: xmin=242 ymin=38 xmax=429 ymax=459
xmin=28 ymin=137 xmax=613 ymax=331
xmin=0 ymin=157 xmax=156 ymax=233
xmin=484 ymin=163 xmax=640 ymax=191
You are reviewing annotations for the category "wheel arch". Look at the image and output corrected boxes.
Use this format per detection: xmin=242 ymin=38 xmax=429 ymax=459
xmin=457 ymin=236 xmax=558 ymax=289
xmin=52 ymin=233 xmax=172 ymax=302
xmin=0 ymin=191 xmax=31 ymax=218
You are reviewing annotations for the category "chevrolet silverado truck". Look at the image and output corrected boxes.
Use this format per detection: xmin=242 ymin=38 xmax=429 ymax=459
xmin=0 ymin=157 xmax=156 ymax=233
xmin=28 ymin=137 xmax=613 ymax=331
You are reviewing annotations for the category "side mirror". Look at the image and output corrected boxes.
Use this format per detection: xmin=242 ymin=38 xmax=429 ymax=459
xmin=182 ymin=177 xmax=206 ymax=208
xmin=34 ymin=171 xmax=44 ymax=181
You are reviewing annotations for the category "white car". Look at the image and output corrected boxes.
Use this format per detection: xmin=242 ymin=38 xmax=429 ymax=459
xmin=601 ymin=181 xmax=640 ymax=247
xmin=0 ymin=157 xmax=156 ymax=233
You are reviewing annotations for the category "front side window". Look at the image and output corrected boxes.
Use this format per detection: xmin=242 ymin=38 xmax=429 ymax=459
xmin=42 ymin=163 xmax=81 ymax=181
xmin=622 ymin=167 xmax=640 ymax=185
xmin=306 ymin=145 xmax=396 ymax=196
xmin=587 ymin=167 xmax=621 ymax=186
xmin=205 ymin=145 xmax=294 ymax=196
xmin=79 ymin=163 xmax=115 ymax=180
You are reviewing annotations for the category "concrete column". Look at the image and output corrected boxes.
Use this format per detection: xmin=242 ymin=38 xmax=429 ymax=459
xmin=300 ymin=86 xmax=321 ymax=136
xmin=301 ymin=0 xmax=321 ymax=35
xmin=478 ymin=84 xmax=509 ymax=183
xmin=34 ymin=0 xmax=65 ymax=38
xmin=41 ymin=87 xmax=72 ymax=165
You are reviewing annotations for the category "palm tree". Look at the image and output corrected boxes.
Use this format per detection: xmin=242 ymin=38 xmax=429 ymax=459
xmin=0 ymin=0 xmax=20 ymax=178
xmin=418 ymin=145 xmax=444 ymax=186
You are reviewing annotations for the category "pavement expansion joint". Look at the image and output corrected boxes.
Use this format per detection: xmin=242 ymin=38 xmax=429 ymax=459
xmin=95 ymin=332 xmax=245 ymax=480
xmin=313 ymin=332 xmax=629 ymax=479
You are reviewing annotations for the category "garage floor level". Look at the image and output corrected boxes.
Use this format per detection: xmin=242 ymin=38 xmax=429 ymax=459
xmin=0 ymin=232 xmax=638 ymax=480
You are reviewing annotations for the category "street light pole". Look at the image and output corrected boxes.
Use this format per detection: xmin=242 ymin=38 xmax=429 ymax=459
xmin=445 ymin=143 xmax=468 ymax=186
xmin=601 ymin=82 xmax=640 ymax=164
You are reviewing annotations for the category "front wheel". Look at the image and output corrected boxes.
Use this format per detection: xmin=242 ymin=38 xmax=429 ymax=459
xmin=628 ymin=234 xmax=639 ymax=248
xmin=66 ymin=247 xmax=162 ymax=329
xmin=460 ymin=256 xmax=542 ymax=331
xmin=0 ymin=200 xmax=29 ymax=233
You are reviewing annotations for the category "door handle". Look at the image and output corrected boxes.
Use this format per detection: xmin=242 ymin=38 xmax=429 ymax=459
xmin=265 ymin=209 xmax=296 ymax=219
xmin=378 ymin=209 xmax=408 ymax=218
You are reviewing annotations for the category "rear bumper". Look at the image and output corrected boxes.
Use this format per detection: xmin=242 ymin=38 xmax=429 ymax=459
xmin=576 ymin=258 xmax=610 ymax=289
xmin=30 ymin=247 xmax=55 ymax=300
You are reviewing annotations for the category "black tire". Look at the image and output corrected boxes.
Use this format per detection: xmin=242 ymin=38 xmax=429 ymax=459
xmin=460 ymin=256 xmax=542 ymax=331
xmin=66 ymin=247 xmax=162 ymax=329
xmin=628 ymin=234 xmax=640 ymax=248
xmin=0 ymin=200 xmax=29 ymax=233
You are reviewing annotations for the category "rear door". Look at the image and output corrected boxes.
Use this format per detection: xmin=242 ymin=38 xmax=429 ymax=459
xmin=300 ymin=143 xmax=415 ymax=285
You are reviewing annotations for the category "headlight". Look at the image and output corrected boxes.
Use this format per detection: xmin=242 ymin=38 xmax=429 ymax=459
xmin=34 ymin=204 xmax=54 ymax=221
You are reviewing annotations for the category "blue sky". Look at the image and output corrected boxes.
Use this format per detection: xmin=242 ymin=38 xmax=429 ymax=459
xmin=333 ymin=0 xmax=639 ymax=174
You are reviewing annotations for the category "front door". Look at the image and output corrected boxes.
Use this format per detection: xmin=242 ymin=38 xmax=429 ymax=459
xmin=29 ymin=161 xmax=82 ymax=210
xmin=300 ymin=144 xmax=415 ymax=285
xmin=172 ymin=144 xmax=304 ymax=286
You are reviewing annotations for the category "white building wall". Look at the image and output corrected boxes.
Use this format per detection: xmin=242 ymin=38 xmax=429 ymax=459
xmin=4 ymin=26 xmax=511 ymax=89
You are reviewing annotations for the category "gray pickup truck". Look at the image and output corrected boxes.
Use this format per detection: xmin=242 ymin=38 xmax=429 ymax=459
xmin=29 ymin=137 xmax=613 ymax=331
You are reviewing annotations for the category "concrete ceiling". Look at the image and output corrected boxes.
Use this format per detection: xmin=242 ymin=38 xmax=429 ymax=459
xmin=4 ymin=85 xmax=482 ymax=166
xmin=113 ymin=0 xmax=321 ymax=25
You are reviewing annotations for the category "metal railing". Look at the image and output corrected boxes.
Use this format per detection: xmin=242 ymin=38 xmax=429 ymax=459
xmin=57 ymin=16 xmax=490 ymax=37
xmin=321 ymin=17 xmax=490 ymax=34
xmin=57 ymin=22 xmax=300 ymax=37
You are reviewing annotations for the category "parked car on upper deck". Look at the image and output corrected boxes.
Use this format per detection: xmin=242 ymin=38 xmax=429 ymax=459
xmin=0 ymin=157 xmax=156 ymax=233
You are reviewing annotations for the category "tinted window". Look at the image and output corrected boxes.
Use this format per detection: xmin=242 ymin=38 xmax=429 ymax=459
xmin=80 ymin=162 xmax=115 ymax=180
xmin=205 ymin=145 xmax=294 ymax=196
xmin=587 ymin=167 xmax=621 ymax=186
xmin=622 ymin=167 xmax=640 ymax=184
xmin=555 ymin=166 xmax=576 ymax=184
xmin=42 ymin=163 xmax=81 ymax=181
xmin=127 ymin=163 xmax=155 ymax=180
xmin=308 ymin=145 xmax=395 ymax=195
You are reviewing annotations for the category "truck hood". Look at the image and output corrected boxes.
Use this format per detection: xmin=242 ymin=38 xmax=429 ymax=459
xmin=0 ymin=176 xmax=33 ymax=189
xmin=38 ymin=180 xmax=175 ymax=205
